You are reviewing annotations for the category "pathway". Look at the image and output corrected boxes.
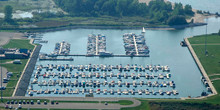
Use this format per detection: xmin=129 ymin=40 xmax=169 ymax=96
xmin=185 ymin=38 xmax=217 ymax=95
xmin=211 ymin=78 xmax=220 ymax=81
xmin=191 ymin=43 xmax=220 ymax=46
xmin=96 ymin=35 xmax=98 ymax=55
xmin=133 ymin=35 xmax=139 ymax=55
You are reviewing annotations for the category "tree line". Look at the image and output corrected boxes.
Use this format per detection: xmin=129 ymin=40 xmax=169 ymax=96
xmin=53 ymin=0 xmax=194 ymax=25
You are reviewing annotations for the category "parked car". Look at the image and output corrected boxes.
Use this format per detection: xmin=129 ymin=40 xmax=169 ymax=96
xmin=30 ymin=100 xmax=34 ymax=105
xmin=44 ymin=101 xmax=47 ymax=105
xmin=37 ymin=100 xmax=40 ymax=104
xmin=18 ymin=100 xmax=22 ymax=104
xmin=11 ymin=100 xmax=14 ymax=104
xmin=18 ymin=104 xmax=22 ymax=109
xmin=5 ymin=104 xmax=8 ymax=109
xmin=27 ymin=100 xmax=30 ymax=104
xmin=23 ymin=100 xmax=26 ymax=104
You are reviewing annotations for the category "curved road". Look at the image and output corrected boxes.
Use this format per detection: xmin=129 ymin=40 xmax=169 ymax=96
xmin=1 ymin=97 xmax=141 ymax=109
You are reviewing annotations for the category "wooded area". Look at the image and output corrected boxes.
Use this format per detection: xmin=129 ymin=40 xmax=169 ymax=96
xmin=53 ymin=0 xmax=194 ymax=25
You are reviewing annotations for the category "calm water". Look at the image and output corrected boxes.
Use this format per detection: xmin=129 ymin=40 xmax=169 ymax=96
xmin=168 ymin=0 xmax=220 ymax=13
xmin=26 ymin=17 xmax=220 ymax=98
xmin=27 ymin=0 xmax=220 ymax=98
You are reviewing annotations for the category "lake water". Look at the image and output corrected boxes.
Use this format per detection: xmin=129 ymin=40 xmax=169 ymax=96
xmin=26 ymin=0 xmax=220 ymax=98
xmin=26 ymin=17 xmax=220 ymax=98
xmin=168 ymin=0 xmax=220 ymax=13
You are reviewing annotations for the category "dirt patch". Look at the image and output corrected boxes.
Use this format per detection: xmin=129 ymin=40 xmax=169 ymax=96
xmin=0 ymin=32 xmax=25 ymax=46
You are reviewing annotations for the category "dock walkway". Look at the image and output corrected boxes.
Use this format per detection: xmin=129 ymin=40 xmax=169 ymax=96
xmin=133 ymin=35 xmax=139 ymax=55
xmin=56 ymin=54 xmax=149 ymax=57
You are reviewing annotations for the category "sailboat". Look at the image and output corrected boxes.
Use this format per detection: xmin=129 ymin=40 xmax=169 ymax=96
xmin=142 ymin=27 xmax=146 ymax=33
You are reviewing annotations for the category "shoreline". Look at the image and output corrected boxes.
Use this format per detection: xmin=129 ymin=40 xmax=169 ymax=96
xmin=0 ymin=22 xmax=207 ymax=33
xmin=184 ymin=37 xmax=217 ymax=98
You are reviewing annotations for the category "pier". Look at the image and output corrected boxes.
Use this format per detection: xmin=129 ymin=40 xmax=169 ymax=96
xmin=39 ymin=57 xmax=74 ymax=61
xmin=133 ymin=35 xmax=139 ymax=55
xmin=123 ymin=33 xmax=149 ymax=56
xmin=55 ymin=54 xmax=149 ymax=57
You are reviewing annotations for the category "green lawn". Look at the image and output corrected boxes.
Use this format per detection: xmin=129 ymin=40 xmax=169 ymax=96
xmin=0 ymin=59 xmax=28 ymax=73
xmin=189 ymin=34 xmax=220 ymax=44
xmin=2 ymin=39 xmax=34 ymax=50
xmin=191 ymin=45 xmax=220 ymax=76
xmin=121 ymin=100 xmax=150 ymax=110
xmin=0 ymin=59 xmax=13 ymax=63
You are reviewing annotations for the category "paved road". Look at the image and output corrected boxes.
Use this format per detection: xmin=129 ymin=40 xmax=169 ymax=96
xmin=1 ymin=97 xmax=141 ymax=110
xmin=14 ymin=45 xmax=42 ymax=96
xmin=0 ymin=66 xmax=7 ymax=87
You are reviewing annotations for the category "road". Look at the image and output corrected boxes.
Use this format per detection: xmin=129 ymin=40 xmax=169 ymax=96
xmin=0 ymin=66 xmax=7 ymax=87
xmin=1 ymin=97 xmax=141 ymax=110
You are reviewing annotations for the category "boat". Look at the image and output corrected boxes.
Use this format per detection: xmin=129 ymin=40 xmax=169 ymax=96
xmin=138 ymin=90 xmax=142 ymax=95
xmin=145 ymin=89 xmax=150 ymax=95
xmin=117 ymin=89 xmax=121 ymax=95
xmin=123 ymin=89 xmax=129 ymax=95
xmin=142 ymin=27 xmax=146 ymax=33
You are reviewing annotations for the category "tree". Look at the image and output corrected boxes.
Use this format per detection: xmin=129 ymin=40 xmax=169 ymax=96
xmin=184 ymin=4 xmax=194 ymax=16
xmin=167 ymin=15 xmax=187 ymax=25
xmin=4 ymin=5 xmax=13 ymax=22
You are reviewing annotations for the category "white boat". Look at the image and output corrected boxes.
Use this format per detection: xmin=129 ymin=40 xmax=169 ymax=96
xmin=117 ymin=89 xmax=121 ymax=95
xmin=145 ymin=89 xmax=150 ymax=95
xmin=142 ymin=27 xmax=146 ymax=33
xmin=138 ymin=90 xmax=142 ymax=95
xmin=103 ymin=89 xmax=107 ymax=95
xmin=110 ymin=89 xmax=114 ymax=95
xmin=123 ymin=89 xmax=129 ymax=95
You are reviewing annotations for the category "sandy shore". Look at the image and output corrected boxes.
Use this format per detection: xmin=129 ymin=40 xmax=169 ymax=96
xmin=0 ymin=32 xmax=25 ymax=46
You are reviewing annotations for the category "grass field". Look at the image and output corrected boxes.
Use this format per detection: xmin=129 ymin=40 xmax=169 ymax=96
xmin=121 ymin=100 xmax=150 ymax=110
xmin=2 ymin=39 xmax=34 ymax=50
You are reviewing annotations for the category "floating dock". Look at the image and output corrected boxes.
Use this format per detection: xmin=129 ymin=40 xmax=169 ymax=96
xmin=28 ymin=63 xmax=176 ymax=97
xmin=123 ymin=33 xmax=149 ymax=56
xmin=55 ymin=54 xmax=149 ymax=57
xmin=87 ymin=34 xmax=113 ymax=57
xmin=39 ymin=57 xmax=74 ymax=61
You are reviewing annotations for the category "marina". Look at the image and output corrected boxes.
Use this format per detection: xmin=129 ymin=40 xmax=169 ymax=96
xmin=26 ymin=20 xmax=220 ymax=98
xmin=27 ymin=63 xmax=176 ymax=97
